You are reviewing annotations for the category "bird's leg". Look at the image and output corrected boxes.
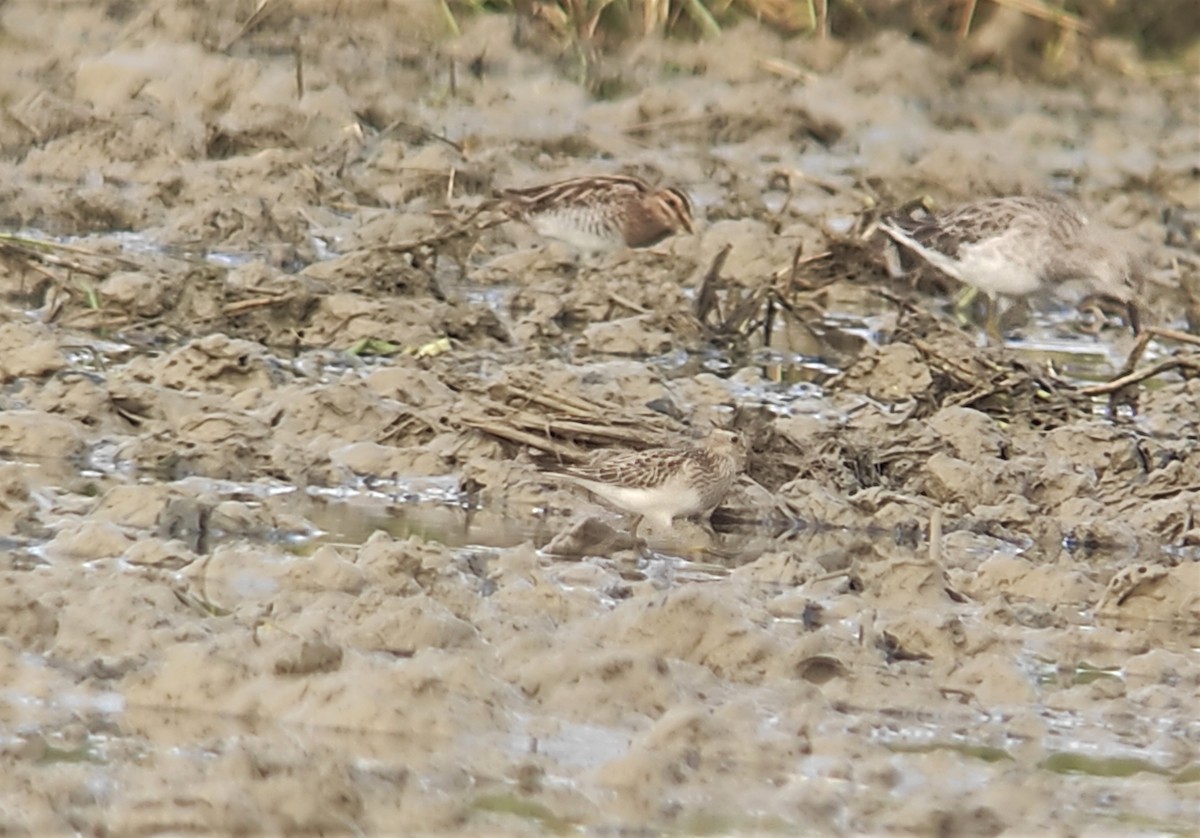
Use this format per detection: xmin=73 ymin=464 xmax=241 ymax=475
xmin=951 ymin=285 xmax=978 ymax=316
xmin=882 ymin=240 xmax=906 ymax=280
xmin=628 ymin=514 xmax=650 ymax=559
xmin=984 ymin=294 xmax=1004 ymax=344
xmin=1125 ymin=300 xmax=1141 ymax=335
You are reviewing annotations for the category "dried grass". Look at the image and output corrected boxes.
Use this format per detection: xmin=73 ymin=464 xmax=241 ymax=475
xmin=441 ymin=0 xmax=1188 ymax=61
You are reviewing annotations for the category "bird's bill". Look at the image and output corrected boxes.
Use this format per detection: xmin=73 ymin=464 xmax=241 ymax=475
xmin=1125 ymin=300 xmax=1141 ymax=335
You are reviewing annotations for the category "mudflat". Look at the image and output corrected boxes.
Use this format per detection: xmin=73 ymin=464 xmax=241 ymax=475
xmin=0 ymin=3 xmax=1197 ymax=834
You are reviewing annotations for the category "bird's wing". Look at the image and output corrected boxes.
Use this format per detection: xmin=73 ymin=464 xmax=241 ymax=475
xmin=499 ymin=176 xmax=648 ymax=212
xmin=552 ymin=448 xmax=688 ymax=490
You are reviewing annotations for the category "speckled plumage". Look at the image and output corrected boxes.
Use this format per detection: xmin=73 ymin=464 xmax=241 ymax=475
xmin=880 ymin=195 xmax=1141 ymax=333
xmin=500 ymin=175 xmax=694 ymax=253
xmin=541 ymin=429 xmax=746 ymax=540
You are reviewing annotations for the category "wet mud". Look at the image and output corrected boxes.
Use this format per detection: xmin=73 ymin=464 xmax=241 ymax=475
xmin=1 ymin=2 xmax=1198 ymax=834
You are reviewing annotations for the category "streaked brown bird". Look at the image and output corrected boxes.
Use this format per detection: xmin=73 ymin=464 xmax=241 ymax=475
xmin=879 ymin=194 xmax=1142 ymax=338
xmin=499 ymin=174 xmax=694 ymax=255
xmin=538 ymin=429 xmax=746 ymax=550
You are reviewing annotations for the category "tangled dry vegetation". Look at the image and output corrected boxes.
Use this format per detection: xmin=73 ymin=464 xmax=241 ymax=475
xmin=444 ymin=0 xmax=1200 ymax=67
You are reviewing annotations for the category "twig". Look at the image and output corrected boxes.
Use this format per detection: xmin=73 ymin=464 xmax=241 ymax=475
xmin=1115 ymin=330 xmax=1153 ymax=378
xmin=607 ymin=292 xmax=649 ymax=315
xmin=1077 ymin=355 xmax=1200 ymax=396
xmin=221 ymin=0 xmax=278 ymax=52
xmin=379 ymin=120 xmax=464 ymax=154
xmin=501 ymin=382 xmax=624 ymax=418
xmin=756 ymin=58 xmax=816 ymax=82
xmin=695 ymin=243 xmax=732 ymax=322
xmin=958 ymin=0 xmax=979 ymax=38
xmin=223 ymin=295 xmax=299 ymax=315
xmin=929 ymin=507 xmax=943 ymax=565
xmin=368 ymin=205 xmax=503 ymax=255
xmin=294 ymin=35 xmax=304 ymax=100
xmin=0 ymin=233 xmax=142 ymax=271
xmin=1147 ymin=326 xmax=1200 ymax=348
xmin=623 ymin=114 xmax=713 ymax=135
xmin=989 ymin=0 xmax=1089 ymax=32
xmin=460 ymin=415 xmax=660 ymax=457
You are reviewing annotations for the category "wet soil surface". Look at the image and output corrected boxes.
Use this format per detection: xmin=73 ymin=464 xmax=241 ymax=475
xmin=1 ymin=3 xmax=1199 ymax=834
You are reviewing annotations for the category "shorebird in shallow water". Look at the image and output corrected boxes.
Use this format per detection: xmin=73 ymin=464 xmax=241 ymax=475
xmin=879 ymin=195 xmax=1142 ymax=339
xmin=498 ymin=174 xmax=694 ymax=256
xmin=538 ymin=429 xmax=746 ymax=553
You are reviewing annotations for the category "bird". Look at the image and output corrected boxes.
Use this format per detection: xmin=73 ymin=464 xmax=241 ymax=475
xmin=497 ymin=174 xmax=694 ymax=256
xmin=537 ymin=429 xmax=746 ymax=553
xmin=878 ymin=195 xmax=1142 ymax=339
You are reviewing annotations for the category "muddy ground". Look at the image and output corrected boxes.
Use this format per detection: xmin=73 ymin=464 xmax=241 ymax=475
xmin=1 ymin=2 xmax=1199 ymax=835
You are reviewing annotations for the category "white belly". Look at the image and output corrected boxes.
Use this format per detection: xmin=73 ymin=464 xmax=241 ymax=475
xmin=531 ymin=210 xmax=621 ymax=253
xmin=885 ymin=223 xmax=1045 ymax=298
xmin=575 ymin=478 xmax=705 ymax=531
xmin=954 ymin=239 xmax=1045 ymax=297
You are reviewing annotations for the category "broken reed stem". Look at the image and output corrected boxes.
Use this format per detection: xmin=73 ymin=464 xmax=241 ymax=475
xmin=928 ymin=507 xmax=943 ymax=565
xmin=294 ymin=35 xmax=304 ymax=99
xmin=989 ymin=0 xmax=1088 ymax=32
xmin=957 ymin=0 xmax=978 ymax=39
xmin=1146 ymin=326 xmax=1200 ymax=348
xmin=695 ymin=243 xmax=732 ymax=323
xmin=1116 ymin=330 xmax=1154 ymax=378
xmin=1078 ymin=355 xmax=1200 ymax=396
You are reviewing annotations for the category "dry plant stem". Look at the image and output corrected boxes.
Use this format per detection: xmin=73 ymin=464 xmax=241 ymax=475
xmin=460 ymin=416 xmax=578 ymax=459
xmin=500 ymin=382 xmax=627 ymax=419
xmin=763 ymin=294 xmax=777 ymax=348
xmin=1077 ymin=355 xmax=1200 ymax=396
xmin=756 ymin=57 xmax=816 ymax=81
xmin=461 ymin=415 xmax=663 ymax=459
xmin=309 ymin=311 xmax=370 ymax=348
xmin=294 ymin=35 xmax=304 ymax=99
xmin=929 ymin=507 xmax=943 ymax=565
xmin=0 ymin=249 xmax=58 ymax=282
xmin=775 ymin=248 xmax=833 ymax=295
xmin=809 ymin=568 xmax=854 ymax=584
xmin=0 ymin=234 xmax=141 ymax=273
xmin=381 ymin=120 xmax=464 ymax=154
xmin=1116 ymin=330 xmax=1154 ymax=378
xmin=623 ymin=114 xmax=714 ymax=135
xmin=607 ymin=292 xmax=649 ymax=314
xmin=369 ymin=205 xmax=504 ymax=256
xmin=223 ymin=295 xmax=301 ymax=316
xmin=4 ymin=103 xmax=39 ymax=139
xmin=910 ymin=336 xmax=1005 ymax=377
xmin=763 ymin=292 xmax=809 ymax=338
xmin=185 ymin=295 xmax=305 ymax=328
xmin=222 ymin=0 xmax=278 ymax=51
xmin=695 ymin=243 xmax=733 ymax=322
xmin=1147 ymin=326 xmax=1200 ymax=348
xmin=724 ymin=285 xmax=770 ymax=335
xmin=958 ymin=0 xmax=979 ymax=38
xmin=513 ymin=417 xmax=661 ymax=446
xmin=60 ymin=311 xmax=126 ymax=329
xmin=788 ymin=241 xmax=807 ymax=288
xmin=990 ymin=0 xmax=1088 ymax=32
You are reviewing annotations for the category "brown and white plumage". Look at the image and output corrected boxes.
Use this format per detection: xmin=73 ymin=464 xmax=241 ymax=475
xmin=499 ymin=174 xmax=694 ymax=254
xmin=539 ymin=429 xmax=746 ymax=543
xmin=880 ymin=195 xmax=1141 ymax=334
